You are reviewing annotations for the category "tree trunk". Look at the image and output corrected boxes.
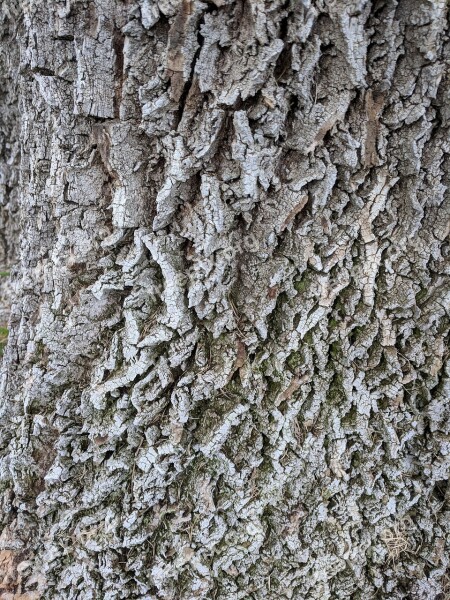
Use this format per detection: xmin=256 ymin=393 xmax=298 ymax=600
xmin=0 ymin=0 xmax=449 ymax=598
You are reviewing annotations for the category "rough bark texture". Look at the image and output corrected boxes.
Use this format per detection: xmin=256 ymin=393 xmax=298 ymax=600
xmin=0 ymin=2 xmax=19 ymax=353
xmin=0 ymin=0 xmax=449 ymax=598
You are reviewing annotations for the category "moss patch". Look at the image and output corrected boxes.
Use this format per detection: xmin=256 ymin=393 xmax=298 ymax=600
xmin=287 ymin=350 xmax=302 ymax=372
xmin=0 ymin=327 xmax=8 ymax=357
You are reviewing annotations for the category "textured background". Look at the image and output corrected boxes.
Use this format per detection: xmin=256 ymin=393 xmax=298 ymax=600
xmin=0 ymin=0 xmax=449 ymax=598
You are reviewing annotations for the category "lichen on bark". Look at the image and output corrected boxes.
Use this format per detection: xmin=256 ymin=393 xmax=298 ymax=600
xmin=0 ymin=0 xmax=449 ymax=599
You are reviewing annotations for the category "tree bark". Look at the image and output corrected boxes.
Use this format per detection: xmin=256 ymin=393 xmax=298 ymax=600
xmin=0 ymin=0 xmax=449 ymax=598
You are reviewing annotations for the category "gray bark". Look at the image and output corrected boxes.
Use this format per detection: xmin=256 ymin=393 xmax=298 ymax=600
xmin=0 ymin=0 xmax=449 ymax=598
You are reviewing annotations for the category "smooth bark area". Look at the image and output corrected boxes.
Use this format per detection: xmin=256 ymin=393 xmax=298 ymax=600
xmin=0 ymin=1 xmax=449 ymax=598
